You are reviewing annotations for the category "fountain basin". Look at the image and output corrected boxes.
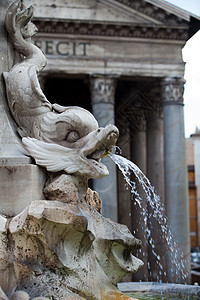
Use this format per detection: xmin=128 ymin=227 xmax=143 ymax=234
xmin=118 ymin=282 xmax=200 ymax=299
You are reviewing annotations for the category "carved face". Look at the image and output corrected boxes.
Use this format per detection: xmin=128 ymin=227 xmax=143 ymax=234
xmin=23 ymin=107 xmax=119 ymax=179
xmin=92 ymin=217 xmax=143 ymax=284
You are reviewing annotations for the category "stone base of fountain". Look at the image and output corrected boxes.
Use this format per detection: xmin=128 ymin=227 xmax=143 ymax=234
xmin=0 ymin=192 xmax=143 ymax=299
xmin=118 ymin=282 xmax=200 ymax=298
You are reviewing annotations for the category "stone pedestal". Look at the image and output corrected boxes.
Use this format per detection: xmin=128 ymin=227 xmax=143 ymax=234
xmin=90 ymin=75 xmax=118 ymax=222
xmin=0 ymin=1 xmax=46 ymax=217
xmin=0 ymin=165 xmax=46 ymax=216
xmin=0 ymin=1 xmax=31 ymax=165
xmin=162 ymin=77 xmax=190 ymax=283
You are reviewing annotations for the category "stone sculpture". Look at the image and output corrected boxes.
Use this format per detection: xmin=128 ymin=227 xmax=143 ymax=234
xmin=1 ymin=1 xmax=143 ymax=299
xmin=3 ymin=0 xmax=118 ymax=180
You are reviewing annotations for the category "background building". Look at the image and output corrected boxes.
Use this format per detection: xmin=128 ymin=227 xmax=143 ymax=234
xmin=187 ymin=130 xmax=200 ymax=248
xmin=31 ymin=0 xmax=200 ymax=283
xmin=186 ymin=129 xmax=200 ymax=283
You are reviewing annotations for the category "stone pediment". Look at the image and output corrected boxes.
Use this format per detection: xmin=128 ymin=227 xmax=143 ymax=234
xmin=33 ymin=0 xmax=163 ymax=25
xmin=32 ymin=0 xmax=190 ymax=27
xmin=32 ymin=0 xmax=193 ymax=41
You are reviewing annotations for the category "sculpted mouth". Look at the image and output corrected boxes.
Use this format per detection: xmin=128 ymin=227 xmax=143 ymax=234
xmin=83 ymin=125 xmax=119 ymax=178
xmin=86 ymin=132 xmax=118 ymax=161
xmin=111 ymin=242 xmax=144 ymax=274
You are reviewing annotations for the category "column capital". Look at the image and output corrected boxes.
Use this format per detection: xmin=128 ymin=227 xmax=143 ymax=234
xmin=161 ymin=76 xmax=185 ymax=106
xmin=90 ymin=74 xmax=119 ymax=104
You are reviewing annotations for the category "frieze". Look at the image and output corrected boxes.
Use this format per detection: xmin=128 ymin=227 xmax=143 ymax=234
xmin=33 ymin=20 xmax=188 ymax=40
xmin=34 ymin=40 xmax=91 ymax=57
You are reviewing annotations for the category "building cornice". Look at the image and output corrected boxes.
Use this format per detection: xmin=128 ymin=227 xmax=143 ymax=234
xmin=33 ymin=19 xmax=188 ymax=41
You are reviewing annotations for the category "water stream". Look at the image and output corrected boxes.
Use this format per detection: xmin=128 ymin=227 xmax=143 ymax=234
xmin=109 ymin=152 xmax=189 ymax=282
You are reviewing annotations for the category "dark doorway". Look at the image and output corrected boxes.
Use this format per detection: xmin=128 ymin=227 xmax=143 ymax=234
xmin=44 ymin=76 xmax=91 ymax=112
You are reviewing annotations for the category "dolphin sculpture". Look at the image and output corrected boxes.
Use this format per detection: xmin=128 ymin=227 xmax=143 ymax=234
xmin=3 ymin=0 xmax=119 ymax=179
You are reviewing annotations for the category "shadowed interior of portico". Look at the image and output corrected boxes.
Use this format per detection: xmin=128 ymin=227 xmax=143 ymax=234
xmin=44 ymin=76 xmax=92 ymax=111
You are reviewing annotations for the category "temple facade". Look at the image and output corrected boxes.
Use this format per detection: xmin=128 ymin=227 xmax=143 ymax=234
xmin=31 ymin=0 xmax=200 ymax=283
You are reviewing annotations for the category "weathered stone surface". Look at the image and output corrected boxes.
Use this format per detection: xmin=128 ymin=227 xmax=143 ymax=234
xmin=32 ymin=0 xmax=155 ymax=24
xmin=32 ymin=37 xmax=186 ymax=78
xmin=31 ymin=0 xmax=188 ymax=78
xmin=0 ymin=0 xmax=31 ymax=164
xmin=0 ymin=216 xmax=10 ymax=297
xmin=43 ymin=173 xmax=80 ymax=203
xmin=162 ymin=77 xmax=190 ymax=283
xmin=6 ymin=200 xmax=143 ymax=299
xmin=0 ymin=164 xmax=46 ymax=216
xmin=0 ymin=288 xmax=49 ymax=300
xmin=118 ymin=282 xmax=200 ymax=297
xmin=86 ymin=187 xmax=102 ymax=213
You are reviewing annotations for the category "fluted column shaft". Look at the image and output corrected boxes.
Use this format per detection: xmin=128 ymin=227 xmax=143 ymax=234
xmin=131 ymin=122 xmax=149 ymax=282
xmin=162 ymin=77 xmax=190 ymax=283
xmin=90 ymin=75 xmax=118 ymax=222
xmin=147 ymin=111 xmax=166 ymax=282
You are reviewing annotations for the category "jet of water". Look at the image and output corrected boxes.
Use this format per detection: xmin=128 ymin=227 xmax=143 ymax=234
xmin=109 ymin=152 xmax=190 ymax=283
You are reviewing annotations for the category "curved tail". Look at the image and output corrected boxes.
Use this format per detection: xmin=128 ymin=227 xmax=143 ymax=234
xmin=5 ymin=0 xmax=47 ymax=72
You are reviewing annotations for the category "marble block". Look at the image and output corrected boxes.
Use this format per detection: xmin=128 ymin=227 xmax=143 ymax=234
xmin=0 ymin=164 xmax=46 ymax=216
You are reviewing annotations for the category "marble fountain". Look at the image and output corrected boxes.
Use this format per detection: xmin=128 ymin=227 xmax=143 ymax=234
xmin=0 ymin=1 xmax=200 ymax=299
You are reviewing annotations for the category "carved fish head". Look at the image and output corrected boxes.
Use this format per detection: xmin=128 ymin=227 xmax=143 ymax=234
xmin=78 ymin=123 xmax=119 ymax=179
xmin=23 ymin=106 xmax=119 ymax=179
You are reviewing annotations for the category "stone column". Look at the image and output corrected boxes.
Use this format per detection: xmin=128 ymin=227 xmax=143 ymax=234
xmin=131 ymin=125 xmax=147 ymax=174
xmin=147 ymin=114 xmax=164 ymax=199
xmin=131 ymin=121 xmax=149 ymax=282
xmin=147 ymin=109 xmax=166 ymax=282
xmin=162 ymin=77 xmax=190 ymax=283
xmin=90 ymin=75 xmax=118 ymax=222
xmin=147 ymin=92 xmax=165 ymax=201
xmin=117 ymin=127 xmax=132 ymax=230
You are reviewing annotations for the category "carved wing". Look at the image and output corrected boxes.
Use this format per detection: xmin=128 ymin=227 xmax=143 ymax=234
xmin=22 ymin=137 xmax=81 ymax=174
